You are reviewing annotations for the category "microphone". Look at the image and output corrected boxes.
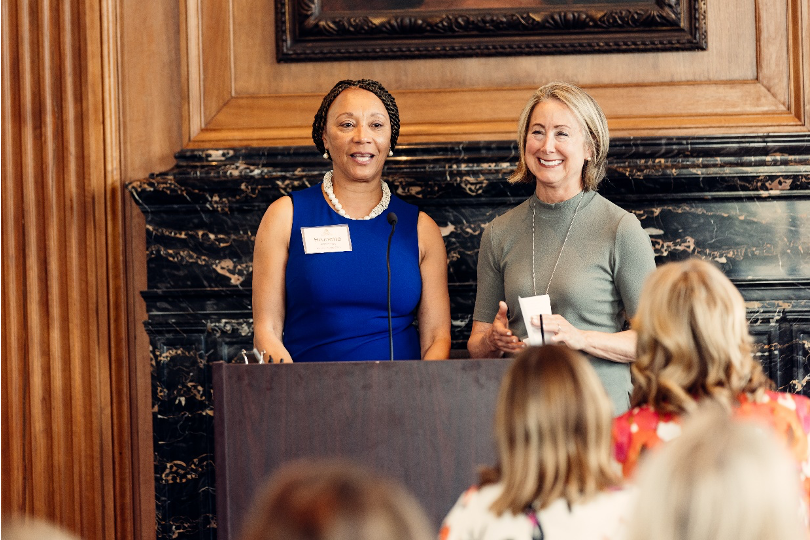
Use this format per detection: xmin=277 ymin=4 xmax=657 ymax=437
xmin=386 ymin=212 xmax=398 ymax=361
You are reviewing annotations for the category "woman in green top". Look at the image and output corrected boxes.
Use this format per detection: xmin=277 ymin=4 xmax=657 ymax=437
xmin=467 ymin=81 xmax=656 ymax=414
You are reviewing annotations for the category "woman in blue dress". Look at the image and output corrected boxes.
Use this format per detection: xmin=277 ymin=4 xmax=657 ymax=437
xmin=252 ymin=79 xmax=451 ymax=363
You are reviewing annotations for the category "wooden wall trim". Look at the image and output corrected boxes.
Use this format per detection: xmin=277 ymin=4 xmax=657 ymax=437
xmin=184 ymin=81 xmax=806 ymax=148
xmin=116 ymin=1 xmax=187 ymax=536
xmin=183 ymin=0 xmax=203 ymax=141
xmin=98 ymin=0 xmax=149 ymax=538
xmin=1 ymin=0 xmax=27 ymax=515
xmin=1 ymin=0 xmax=139 ymax=539
xmin=789 ymin=0 xmax=805 ymax=118
xmin=182 ymin=0 xmax=809 ymax=149
xmin=757 ymin=0 xmax=806 ymax=122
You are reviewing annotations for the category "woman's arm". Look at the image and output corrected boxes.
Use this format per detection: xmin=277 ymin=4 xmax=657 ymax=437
xmin=466 ymin=219 xmax=525 ymax=359
xmin=578 ymin=329 xmax=637 ymax=363
xmin=252 ymin=196 xmax=294 ymax=363
xmin=535 ymin=315 xmax=637 ymax=363
xmin=416 ymin=212 xmax=451 ymax=360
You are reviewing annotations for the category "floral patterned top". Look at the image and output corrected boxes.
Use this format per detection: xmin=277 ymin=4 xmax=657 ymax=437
xmin=612 ymin=390 xmax=810 ymax=500
xmin=439 ymin=482 xmax=634 ymax=540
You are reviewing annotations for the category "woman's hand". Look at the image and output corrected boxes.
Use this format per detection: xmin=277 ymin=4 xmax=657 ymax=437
xmin=531 ymin=314 xmax=587 ymax=351
xmin=468 ymin=301 xmax=526 ymax=358
xmin=488 ymin=301 xmax=526 ymax=353
xmin=254 ymin=345 xmax=294 ymax=364
xmin=530 ymin=314 xmax=638 ymax=363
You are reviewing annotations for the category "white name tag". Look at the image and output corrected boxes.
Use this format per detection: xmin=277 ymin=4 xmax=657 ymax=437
xmin=301 ymin=225 xmax=352 ymax=254
xmin=519 ymin=294 xmax=552 ymax=346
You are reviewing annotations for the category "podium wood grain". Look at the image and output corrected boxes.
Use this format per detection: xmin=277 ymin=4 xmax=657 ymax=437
xmin=213 ymin=358 xmax=512 ymax=540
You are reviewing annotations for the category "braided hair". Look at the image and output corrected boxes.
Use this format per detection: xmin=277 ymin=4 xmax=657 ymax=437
xmin=312 ymin=79 xmax=400 ymax=157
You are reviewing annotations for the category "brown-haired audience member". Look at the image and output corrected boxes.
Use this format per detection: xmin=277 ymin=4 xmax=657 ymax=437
xmin=627 ymin=405 xmax=807 ymax=540
xmin=467 ymin=81 xmax=655 ymax=415
xmin=238 ymin=459 xmax=435 ymax=540
xmin=1 ymin=517 xmax=83 ymax=540
xmin=253 ymin=78 xmax=450 ymax=363
xmin=612 ymin=258 xmax=810 ymax=503
xmin=440 ymin=345 xmax=633 ymax=540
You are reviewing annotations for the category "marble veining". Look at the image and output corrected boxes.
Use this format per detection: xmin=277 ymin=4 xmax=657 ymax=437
xmin=128 ymin=134 xmax=810 ymax=540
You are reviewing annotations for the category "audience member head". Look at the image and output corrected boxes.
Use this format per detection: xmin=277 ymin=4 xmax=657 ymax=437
xmin=311 ymin=79 xmax=400 ymax=158
xmin=1 ymin=517 xmax=82 ymax=540
xmin=626 ymin=404 xmax=806 ymax=540
xmin=509 ymin=81 xmax=609 ymax=191
xmin=238 ymin=458 xmax=435 ymax=540
xmin=487 ymin=344 xmax=620 ymax=515
xmin=631 ymin=258 xmax=771 ymax=414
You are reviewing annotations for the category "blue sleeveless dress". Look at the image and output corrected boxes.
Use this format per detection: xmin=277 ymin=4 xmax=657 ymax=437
xmin=283 ymin=183 xmax=422 ymax=362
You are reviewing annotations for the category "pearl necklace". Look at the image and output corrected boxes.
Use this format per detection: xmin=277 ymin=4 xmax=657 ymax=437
xmin=322 ymin=170 xmax=391 ymax=220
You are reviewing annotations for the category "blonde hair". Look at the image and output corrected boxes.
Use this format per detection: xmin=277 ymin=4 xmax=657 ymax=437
xmin=487 ymin=345 xmax=620 ymax=515
xmin=627 ymin=405 xmax=806 ymax=540
xmin=631 ymin=258 xmax=771 ymax=414
xmin=1 ymin=517 xmax=83 ymax=540
xmin=238 ymin=459 xmax=434 ymax=540
xmin=509 ymin=81 xmax=609 ymax=191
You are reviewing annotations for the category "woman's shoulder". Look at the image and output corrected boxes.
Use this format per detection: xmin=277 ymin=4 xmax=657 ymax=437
xmin=448 ymin=482 xmax=504 ymax=511
xmin=612 ymin=406 xmax=683 ymax=475
xmin=288 ymin=183 xmax=322 ymax=201
xmin=258 ymin=194 xmax=294 ymax=233
xmin=541 ymin=488 xmax=635 ymax=540
xmin=741 ymin=390 xmax=810 ymax=425
xmin=440 ymin=483 xmax=531 ymax=540
xmin=744 ymin=389 xmax=808 ymax=407
xmin=567 ymin=486 xmax=636 ymax=516
xmin=586 ymin=192 xmax=641 ymax=227
xmin=614 ymin=404 xmax=677 ymax=432
xmin=388 ymin=192 xmax=420 ymax=220
xmin=739 ymin=391 xmax=810 ymax=469
xmin=484 ymin=198 xmax=533 ymax=236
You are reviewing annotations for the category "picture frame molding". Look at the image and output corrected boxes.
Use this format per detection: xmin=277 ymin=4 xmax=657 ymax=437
xmin=275 ymin=0 xmax=708 ymax=62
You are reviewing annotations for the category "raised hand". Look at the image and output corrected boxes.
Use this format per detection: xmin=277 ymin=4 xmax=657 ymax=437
xmin=486 ymin=301 xmax=526 ymax=354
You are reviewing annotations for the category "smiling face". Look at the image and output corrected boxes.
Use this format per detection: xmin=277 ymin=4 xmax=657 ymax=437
xmin=524 ymin=98 xmax=592 ymax=202
xmin=322 ymin=87 xmax=391 ymax=184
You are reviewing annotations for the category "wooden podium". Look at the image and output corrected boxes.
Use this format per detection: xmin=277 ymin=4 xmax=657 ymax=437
xmin=213 ymin=358 xmax=512 ymax=540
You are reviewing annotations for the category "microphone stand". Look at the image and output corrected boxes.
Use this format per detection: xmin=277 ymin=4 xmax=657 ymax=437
xmin=386 ymin=212 xmax=398 ymax=361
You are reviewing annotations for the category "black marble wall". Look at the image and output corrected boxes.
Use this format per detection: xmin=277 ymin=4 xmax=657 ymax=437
xmin=128 ymin=134 xmax=810 ymax=540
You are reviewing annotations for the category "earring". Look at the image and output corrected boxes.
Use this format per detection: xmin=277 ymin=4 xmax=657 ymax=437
xmin=388 ymin=149 xmax=394 ymax=157
xmin=323 ymin=150 xmax=330 ymax=160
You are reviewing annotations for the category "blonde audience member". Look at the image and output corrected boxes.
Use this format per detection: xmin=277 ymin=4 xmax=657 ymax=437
xmin=238 ymin=458 xmax=435 ymax=540
xmin=1 ymin=517 xmax=82 ymax=540
xmin=612 ymin=258 xmax=810 ymax=501
xmin=440 ymin=345 xmax=632 ymax=540
xmin=627 ymin=405 xmax=807 ymax=540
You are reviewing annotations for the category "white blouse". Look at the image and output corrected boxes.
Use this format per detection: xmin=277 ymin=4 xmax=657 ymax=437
xmin=439 ymin=482 xmax=634 ymax=540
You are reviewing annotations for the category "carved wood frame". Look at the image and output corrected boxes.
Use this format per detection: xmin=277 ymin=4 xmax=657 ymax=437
xmin=275 ymin=0 xmax=707 ymax=62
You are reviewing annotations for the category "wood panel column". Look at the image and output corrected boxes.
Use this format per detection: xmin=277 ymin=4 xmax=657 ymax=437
xmin=1 ymin=0 xmax=138 ymax=538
